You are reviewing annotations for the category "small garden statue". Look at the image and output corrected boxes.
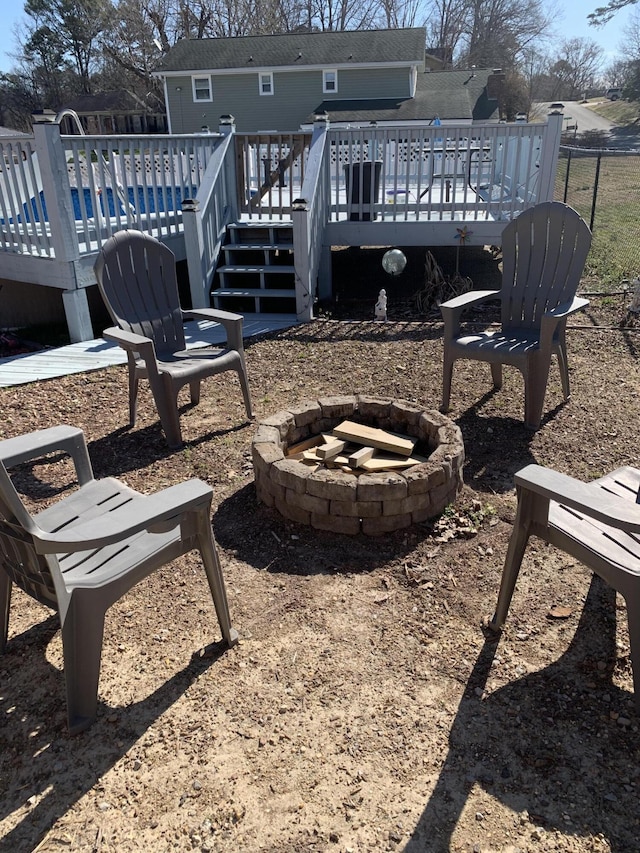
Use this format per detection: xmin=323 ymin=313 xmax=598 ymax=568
xmin=375 ymin=289 xmax=387 ymax=321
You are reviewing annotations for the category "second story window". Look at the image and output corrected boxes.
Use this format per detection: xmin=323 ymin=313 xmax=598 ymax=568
xmin=192 ymin=76 xmax=212 ymax=102
xmin=259 ymin=72 xmax=274 ymax=95
xmin=323 ymin=69 xmax=338 ymax=93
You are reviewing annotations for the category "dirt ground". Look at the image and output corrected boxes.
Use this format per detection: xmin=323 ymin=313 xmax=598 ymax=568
xmin=1 ymin=274 xmax=639 ymax=852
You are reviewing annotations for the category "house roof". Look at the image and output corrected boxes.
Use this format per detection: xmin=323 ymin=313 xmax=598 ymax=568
xmin=64 ymin=90 xmax=150 ymax=114
xmin=307 ymin=68 xmax=501 ymax=124
xmin=0 ymin=125 xmax=29 ymax=137
xmin=154 ymin=28 xmax=426 ymax=74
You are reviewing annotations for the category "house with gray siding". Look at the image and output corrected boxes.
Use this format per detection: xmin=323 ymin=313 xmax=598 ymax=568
xmin=152 ymin=28 xmax=500 ymax=134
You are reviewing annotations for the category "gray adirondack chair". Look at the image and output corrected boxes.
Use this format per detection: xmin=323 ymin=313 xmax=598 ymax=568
xmin=0 ymin=425 xmax=238 ymax=733
xmin=490 ymin=464 xmax=640 ymax=710
xmin=440 ymin=202 xmax=592 ymax=429
xmin=94 ymin=230 xmax=253 ymax=449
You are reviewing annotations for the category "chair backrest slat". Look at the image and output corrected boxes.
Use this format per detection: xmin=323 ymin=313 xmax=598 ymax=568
xmin=95 ymin=230 xmax=186 ymax=355
xmin=500 ymin=202 xmax=592 ymax=332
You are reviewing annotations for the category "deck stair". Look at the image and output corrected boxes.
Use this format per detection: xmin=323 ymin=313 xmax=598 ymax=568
xmin=212 ymin=222 xmax=296 ymax=314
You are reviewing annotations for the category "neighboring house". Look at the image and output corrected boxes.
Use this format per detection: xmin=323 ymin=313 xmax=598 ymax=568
xmin=61 ymin=90 xmax=167 ymax=134
xmin=154 ymin=27 xmax=454 ymax=133
xmin=306 ymin=67 xmax=504 ymax=127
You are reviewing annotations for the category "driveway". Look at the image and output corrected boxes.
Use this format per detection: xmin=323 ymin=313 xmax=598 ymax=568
xmin=535 ymin=100 xmax=640 ymax=150
xmin=535 ymin=100 xmax=615 ymax=133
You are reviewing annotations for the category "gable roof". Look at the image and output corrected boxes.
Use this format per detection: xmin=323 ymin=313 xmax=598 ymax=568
xmin=308 ymin=68 xmax=501 ymax=124
xmin=64 ymin=90 xmax=149 ymax=114
xmin=154 ymin=28 xmax=426 ymax=74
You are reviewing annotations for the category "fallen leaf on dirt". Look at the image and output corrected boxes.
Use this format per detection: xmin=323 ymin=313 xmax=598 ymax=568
xmin=547 ymin=605 xmax=573 ymax=619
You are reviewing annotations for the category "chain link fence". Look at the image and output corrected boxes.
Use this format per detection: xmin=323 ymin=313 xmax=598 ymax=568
xmin=556 ymin=145 xmax=640 ymax=288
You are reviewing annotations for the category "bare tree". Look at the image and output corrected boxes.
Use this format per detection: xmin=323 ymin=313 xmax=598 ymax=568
xmin=459 ymin=0 xmax=555 ymax=71
xmin=547 ymin=37 xmax=604 ymax=99
xmin=425 ymin=0 xmax=468 ymax=66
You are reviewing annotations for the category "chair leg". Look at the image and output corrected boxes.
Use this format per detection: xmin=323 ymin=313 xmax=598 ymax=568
xmin=442 ymin=352 xmax=455 ymax=412
xmin=197 ymin=519 xmax=238 ymax=648
xmin=236 ymin=359 xmax=254 ymax=419
xmin=490 ymin=362 xmax=503 ymax=390
xmin=557 ymin=344 xmax=570 ymax=401
xmin=0 ymin=570 xmax=12 ymax=654
xmin=489 ymin=488 xmax=536 ymax=631
xmin=60 ymin=594 xmax=107 ymax=734
xmin=523 ymin=363 xmax=549 ymax=430
xmin=129 ymin=368 xmax=139 ymax=427
xmin=624 ymin=591 xmax=640 ymax=712
xmin=189 ymin=379 xmax=201 ymax=406
xmin=152 ymin=380 xmax=183 ymax=449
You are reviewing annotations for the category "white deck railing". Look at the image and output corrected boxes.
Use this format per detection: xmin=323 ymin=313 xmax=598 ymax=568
xmin=0 ymin=113 xmax=563 ymax=341
xmin=1 ymin=128 xmax=225 ymax=259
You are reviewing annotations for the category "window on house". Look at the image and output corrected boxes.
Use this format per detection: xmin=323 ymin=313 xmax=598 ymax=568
xmin=259 ymin=72 xmax=274 ymax=95
xmin=323 ymin=70 xmax=338 ymax=94
xmin=192 ymin=76 xmax=212 ymax=102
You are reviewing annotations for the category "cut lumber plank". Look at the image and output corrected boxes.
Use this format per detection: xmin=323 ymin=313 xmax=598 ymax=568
xmin=302 ymin=449 xmax=323 ymax=462
xmin=360 ymin=456 xmax=424 ymax=472
xmin=348 ymin=446 xmax=375 ymax=468
xmin=332 ymin=420 xmax=417 ymax=456
xmin=317 ymin=439 xmax=348 ymax=460
xmin=286 ymin=435 xmax=323 ymax=456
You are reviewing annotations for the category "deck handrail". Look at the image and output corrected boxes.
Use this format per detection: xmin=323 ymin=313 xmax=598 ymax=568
xmin=182 ymin=120 xmax=238 ymax=308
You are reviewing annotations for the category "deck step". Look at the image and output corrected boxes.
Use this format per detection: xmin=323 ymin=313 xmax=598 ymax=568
xmin=214 ymin=221 xmax=296 ymax=314
xmin=216 ymin=265 xmax=295 ymax=275
xmin=222 ymin=243 xmax=294 ymax=252
xmin=214 ymin=288 xmax=295 ymax=298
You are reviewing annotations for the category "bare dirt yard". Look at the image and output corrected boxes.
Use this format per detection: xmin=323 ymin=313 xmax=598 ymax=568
xmin=1 ymin=282 xmax=639 ymax=852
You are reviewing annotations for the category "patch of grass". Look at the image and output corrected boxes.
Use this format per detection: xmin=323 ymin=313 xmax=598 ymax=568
xmin=586 ymin=98 xmax=640 ymax=126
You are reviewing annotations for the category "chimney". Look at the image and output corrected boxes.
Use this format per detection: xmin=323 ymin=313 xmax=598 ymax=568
xmin=487 ymin=68 xmax=506 ymax=100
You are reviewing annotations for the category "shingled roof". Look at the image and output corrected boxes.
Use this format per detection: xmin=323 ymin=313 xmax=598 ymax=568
xmin=154 ymin=28 xmax=426 ymax=73
xmin=308 ymin=68 xmax=502 ymax=124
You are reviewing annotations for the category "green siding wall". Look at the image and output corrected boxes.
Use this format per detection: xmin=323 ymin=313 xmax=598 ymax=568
xmin=166 ymin=67 xmax=411 ymax=132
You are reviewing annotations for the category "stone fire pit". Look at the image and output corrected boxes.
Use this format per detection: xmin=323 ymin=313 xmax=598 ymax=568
xmin=251 ymin=396 xmax=464 ymax=535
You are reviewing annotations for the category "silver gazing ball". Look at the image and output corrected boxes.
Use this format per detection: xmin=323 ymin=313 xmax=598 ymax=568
xmin=382 ymin=248 xmax=407 ymax=276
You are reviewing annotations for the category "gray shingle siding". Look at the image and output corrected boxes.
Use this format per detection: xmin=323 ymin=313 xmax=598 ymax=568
xmin=166 ymin=66 xmax=413 ymax=132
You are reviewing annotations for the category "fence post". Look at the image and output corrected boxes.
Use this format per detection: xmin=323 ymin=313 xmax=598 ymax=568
xmin=33 ymin=118 xmax=93 ymax=342
xmin=537 ymin=110 xmax=563 ymax=203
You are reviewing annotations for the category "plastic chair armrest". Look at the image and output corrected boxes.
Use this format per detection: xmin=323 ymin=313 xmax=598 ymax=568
xmin=33 ymin=479 xmax=214 ymax=553
xmin=0 ymin=426 xmax=94 ymax=486
xmin=515 ymin=464 xmax=640 ymax=533
xmin=182 ymin=309 xmax=244 ymax=352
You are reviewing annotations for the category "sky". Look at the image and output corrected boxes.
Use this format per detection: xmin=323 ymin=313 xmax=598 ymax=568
xmin=0 ymin=0 xmax=636 ymax=76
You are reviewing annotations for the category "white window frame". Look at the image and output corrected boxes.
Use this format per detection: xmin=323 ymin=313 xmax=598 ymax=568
xmin=192 ymin=75 xmax=212 ymax=102
xmin=323 ymin=69 xmax=338 ymax=94
xmin=259 ymin=72 xmax=274 ymax=95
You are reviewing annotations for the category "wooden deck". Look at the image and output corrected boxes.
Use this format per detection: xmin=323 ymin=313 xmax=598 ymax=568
xmin=0 ymin=314 xmax=296 ymax=387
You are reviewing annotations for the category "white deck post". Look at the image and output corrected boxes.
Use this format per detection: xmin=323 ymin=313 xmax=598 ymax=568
xmin=182 ymin=197 xmax=207 ymax=308
xmin=292 ymin=113 xmax=331 ymax=321
xmin=219 ymin=115 xmax=238 ymax=223
xmin=292 ymin=197 xmax=312 ymax=321
xmin=33 ymin=120 xmax=93 ymax=342
xmin=537 ymin=110 xmax=564 ymax=203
